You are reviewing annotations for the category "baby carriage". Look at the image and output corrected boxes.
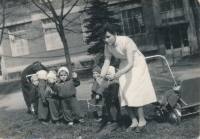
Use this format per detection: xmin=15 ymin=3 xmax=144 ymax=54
xmin=145 ymin=55 xmax=200 ymax=125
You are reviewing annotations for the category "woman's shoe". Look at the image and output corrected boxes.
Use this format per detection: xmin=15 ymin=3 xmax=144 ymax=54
xmin=135 ymin=124 xmax=147 ymax=134
xmin=126 ymin=126 xmax=137 ymax=132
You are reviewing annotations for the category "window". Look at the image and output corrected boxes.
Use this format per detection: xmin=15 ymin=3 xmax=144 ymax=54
xmin=8 ymin=24 xmax=29 ymax=57
xmin=160 ymin=0 xmax=183 ymax=12
xmin=121 ymin=7 xmax=146 ymax=36
xmin=160 ymin=0 xmax=185 ymax=24
xmin=161 ymin=15 xmax=185 ymax=24
xmin=42 ymin=18 xmax=63 ymax=51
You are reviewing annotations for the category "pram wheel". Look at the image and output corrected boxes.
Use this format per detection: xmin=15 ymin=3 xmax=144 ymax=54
xmin=169 ymin=109 xmax=181 ymax=125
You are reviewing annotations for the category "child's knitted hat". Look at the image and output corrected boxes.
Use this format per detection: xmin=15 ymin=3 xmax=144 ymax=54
xmin=49 ymin=70 xmax=57 ymax=75
xmin=92 ymin=66 xmax=101 ymax=73
xmin=58 ymin=67 xmax=69 ymax=75
xmin=36 ymin=70 xmax=47 ymax=80
xmin=31 ymin=74 xmax=38 ymax=82
xmin=47 ymin=72 xmax=57 ymax=80
xmin=108 ymin=66 xmax=115 ymax=78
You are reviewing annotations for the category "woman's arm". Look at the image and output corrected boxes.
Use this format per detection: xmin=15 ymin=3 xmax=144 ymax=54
xmin=100 ymin=56 xmax=111 ymax=77
xmin=121 ymin=52 xmax=134 ymax=73
xmin=114 ymin=52 xmax=134 ymax=78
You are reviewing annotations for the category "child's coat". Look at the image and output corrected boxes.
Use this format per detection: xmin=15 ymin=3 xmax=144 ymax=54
xmin=56 ymin=77 xmax=84 ymax=122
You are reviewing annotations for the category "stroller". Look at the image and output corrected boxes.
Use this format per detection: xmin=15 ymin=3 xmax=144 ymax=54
xmin=145 ymin=55 xmax=200 ymax=125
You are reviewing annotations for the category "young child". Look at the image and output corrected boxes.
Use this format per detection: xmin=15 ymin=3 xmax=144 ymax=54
xmin=28 ymin=74 xmax=39 ymax=116
xmin=97 ymin=66 xmax=121 ymax=125
xmin=50 ymin=70 xmax=61 ymax=83
xmin=36 ymin=70 xmax=49 ymax=125
xmin=56 ymin=67 xmax=84 ymax=125
xmin=44 ymin=71 xmax=61 ymax=125
xmin=91 ymin=66 xmax=104 ymax=122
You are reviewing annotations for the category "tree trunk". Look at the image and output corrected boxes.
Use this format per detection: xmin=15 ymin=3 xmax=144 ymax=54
xmin=0 ymin=0 xmax=5 ymax=46
xmin=59 ymin=25 xmax=73 ymax=76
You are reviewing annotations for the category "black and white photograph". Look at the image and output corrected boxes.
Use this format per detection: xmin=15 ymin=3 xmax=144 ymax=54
xmin=0 ymin=0 xmax=199 ymax=138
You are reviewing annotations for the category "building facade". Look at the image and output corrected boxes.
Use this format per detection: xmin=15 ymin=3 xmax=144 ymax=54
xmin=0 ymin=0 xmax=198 ymax=80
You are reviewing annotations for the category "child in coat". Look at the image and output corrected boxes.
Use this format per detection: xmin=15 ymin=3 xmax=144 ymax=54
xmin=29 ymin=74 xmax=39 ymax=116
xmin=91 ymin=66 xmax=104 ymax=122
xmin=36 ymin=70 xmax=49 ymax=125
xmin=44 ymin=71 xmax=61 ymax=125
xmin=56 ymin=67 xmax=84 ymax=125
xmin=97 ymin=66 xmax=121 ymax=124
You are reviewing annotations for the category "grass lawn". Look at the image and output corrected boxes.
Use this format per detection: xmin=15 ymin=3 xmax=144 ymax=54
xmin=0 ymin=100 xmax=199 ymax=139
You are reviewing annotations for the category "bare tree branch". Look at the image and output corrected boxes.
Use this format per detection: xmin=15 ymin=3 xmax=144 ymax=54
xmin=44 ymin=0 xmax=60 ymax=23
xmin=63 ymin=1 xmax=89 ymax=27
xmin=62 ymin=0 xmax=79 ymax=20
xmin=60 ymin=0 xmax=64 ymax=21
xmin=31 ymin=0 xmax=58 ymax=25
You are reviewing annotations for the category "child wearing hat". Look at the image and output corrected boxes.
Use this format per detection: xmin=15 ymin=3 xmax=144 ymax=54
xmin=36 ymin=70 xmax=50 ymax=125
xmin=44 ymin=71 xmax=61 ymax=125
xmin=56 ymin=67 xmax=84 ymax=126
xmin=28 ymin=74 xmax=39 ymax=116
xmin=97 ymin=66 xmax=121 ymax=125
xmin=91 ymin=66 xmax=105 ymax=122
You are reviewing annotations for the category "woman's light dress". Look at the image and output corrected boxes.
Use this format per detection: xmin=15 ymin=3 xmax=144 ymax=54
xmin=104 ymin=36 xmax=157 ymax=107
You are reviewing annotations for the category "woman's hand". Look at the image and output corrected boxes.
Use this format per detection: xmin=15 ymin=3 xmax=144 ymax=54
xmin=114 ymin=70 xmax=123 ymax=79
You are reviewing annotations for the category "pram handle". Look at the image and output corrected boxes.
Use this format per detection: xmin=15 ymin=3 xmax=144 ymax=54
xmin=145 ymin=55 xmax=177 ymax=86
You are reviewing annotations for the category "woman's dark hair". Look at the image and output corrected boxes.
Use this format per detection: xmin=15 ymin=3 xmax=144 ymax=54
xmin=32 ymin=61 xmax=42 ymax=72
xmin=101 ymin=23 xmax=122 ymax=36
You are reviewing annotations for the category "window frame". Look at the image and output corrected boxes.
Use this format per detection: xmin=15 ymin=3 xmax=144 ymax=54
xmin=159 ymin=0 xmax=183 ymax=13
xmin=121 ymin=6 xmax=146 ymax=37
xmin=42 ymin=18 xmax=63 ymax=51
xmin=8 ymin=24 xmax=29 ymax=57
xmin=159 ymin=0 xmax=185 ymax=24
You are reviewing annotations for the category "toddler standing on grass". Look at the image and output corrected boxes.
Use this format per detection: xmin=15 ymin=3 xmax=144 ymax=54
xmin=97 ymin=66 xmax=121 ymax=125
xmin=56 ymin=67 xmax=84 ymax=126
xmin=44 ymin=71 xmax=61 ymax=125
xmin=36 ymin=70 xmax=50 ymax=125
xmin=29 ymin=74 xmax=39 ymax=116
xmin=91 ymin=66 xmax=105 ymax=122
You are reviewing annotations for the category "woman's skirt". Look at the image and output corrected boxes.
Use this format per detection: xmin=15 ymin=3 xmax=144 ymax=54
xmin=118 ymin=54 xmax=157 ymax=107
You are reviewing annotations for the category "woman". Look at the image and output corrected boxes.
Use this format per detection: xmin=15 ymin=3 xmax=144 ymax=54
xmin=21 ymin=61 xmax=47 ymax=114
xmin=99 ymin=23 xmax=157 ymax=134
